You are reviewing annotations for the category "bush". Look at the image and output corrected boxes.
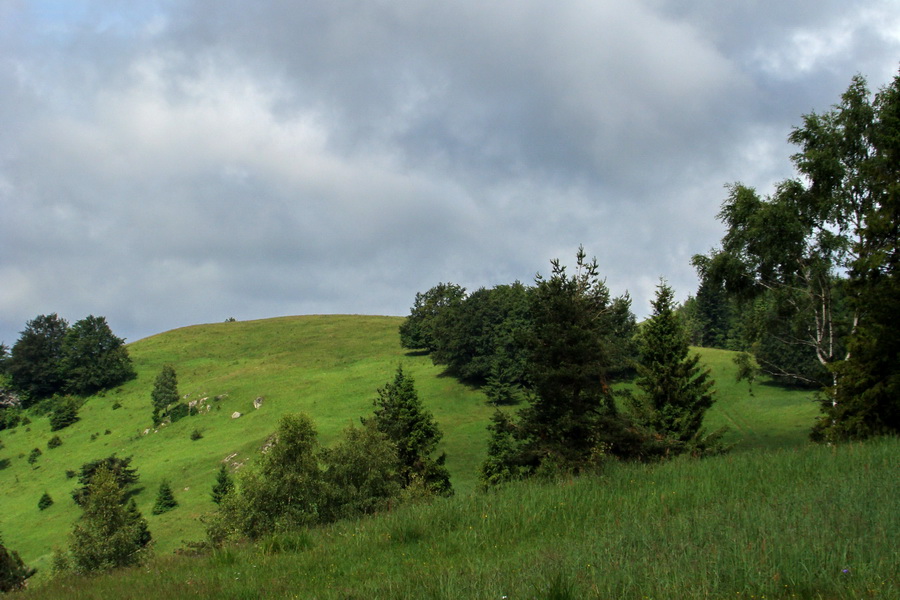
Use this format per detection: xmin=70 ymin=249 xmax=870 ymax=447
xmin=190 ymin=428 xmax=203 ymax=441
xmin=27 ymin=447 xmax=41 ymax=466
xmin=38 ymin=492 xmax=53 ymax=511
xmin=168 ymin=402 xmax=189 ymax=423
xmin=47 ymin=435 xmax=62 ymax=449
xmin=49 ymin=396 xmax=80 ymax=431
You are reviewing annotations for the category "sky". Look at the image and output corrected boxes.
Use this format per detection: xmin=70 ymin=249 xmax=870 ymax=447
xmin=1 ymin=1 xmax=899 ymax=345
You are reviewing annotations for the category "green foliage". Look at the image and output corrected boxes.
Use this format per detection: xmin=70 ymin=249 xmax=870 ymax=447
xmin=399 ymin=282 xmax=466 ymax=352
xmin=168 ymin=402 xmax=189 ymax=423
xmin=629 ymin=282 xmax=722 ymax=456
xmin=150 ymin=365 xmax=179 ymax=425
xmin=72 ymin=455 xmax=139 ymax=506
xmin=8 ymin=314 xmax=69 ymax=404
xmin=518 ymin=247 xmax=620 ymax=468
xmin=813 ymin=72 xmax=900 ymax=442
xmin=210 ymin=464 xmax=234 ymax=505
xmin=151 ymin=480 xmax=178 ymax=515
xmin=47 ymin=435 xmax=62 ymax=449
xmin=38 ymin=491 xmax=53 ymax=511
xmin=190 ymin=428 xmax=203 ymax=441
xmin=221 ymin=413 xmax=325 ymax=539
xmin=69 ymin=465 xmax=151 ymax=573
xmin=429 ymin=283 xmax=531 ymax=385
xmin=7 ymin=314 xmax=134 ymax=403
xmin=49 ymin=396 xmax=81 ymax=431
xmin=59 ymin=316 xmax=136 ymax=396
xmin=479 ymin=409 xmax=523 ymax=486
xmin=321 ymin=420 xmax=402 ymax=521
xmin=27 ymin=447 xmax=41 ymax=466
xmin=0 ymin=536 xmax=35 ymax=592
xmin=368 ymin=365 xmax=452 ymax=496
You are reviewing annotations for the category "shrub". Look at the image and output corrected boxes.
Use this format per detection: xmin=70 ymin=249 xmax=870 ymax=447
xmin=27 ymin=447 xmax=41 ymax=466
xmin=49 ymin=397 xmax=80 ymax=431
xmin=168 ymin=402 xmax=189 ymax=423
xmin=38 ymin=492 xmax=53 ymax=511
xmin=190 ymin=428 xmax=203 ymax=441
xmin=47 ymin=435 xmax=62 ymax=449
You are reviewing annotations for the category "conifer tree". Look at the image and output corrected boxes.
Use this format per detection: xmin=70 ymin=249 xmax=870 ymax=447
xmin=630 ymin=281 xmax=721 ymax=455
xmin=367 ymin=365 xmax=452 ymax=496
xmin=479 ymin=409 xmax=522 ymax=486
xmin=152 ymin=480 xmax=177 ymax=515
xmin=151 ymin=365 xmax=179 ymax=425
xmin=211 ymin=464 xmax=234 ymax=505
xmin=70 ymin=465 xmax=151 ymax=572
xmin=0 ymin=535 xmax=35 ymax=592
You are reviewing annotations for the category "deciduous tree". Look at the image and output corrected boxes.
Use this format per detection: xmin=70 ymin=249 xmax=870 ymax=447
xmin=60 ymin=315 xmax=135 ymax=396
xmin=7 ymin=314 xmax=69 ymax=403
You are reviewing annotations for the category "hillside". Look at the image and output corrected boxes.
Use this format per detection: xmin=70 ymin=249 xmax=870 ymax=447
xmin=0 ymin=315 xmax=819 ymax=579
xmin=24 ymin=437 xmax=900 ymax=599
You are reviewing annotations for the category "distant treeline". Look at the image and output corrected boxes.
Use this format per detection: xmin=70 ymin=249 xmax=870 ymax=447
xmin=0 ymin=314 xmax=135 ymax=429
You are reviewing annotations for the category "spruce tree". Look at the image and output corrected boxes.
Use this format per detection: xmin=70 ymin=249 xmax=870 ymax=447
xmin=70 ymin=465 xmax=151 ymax=572
xmin=0 ymin=536 xmax=35 ymax=592
xmin=210 ymin=464 xmax=234 ymax=505
xmin=518 ymin=247 xmax=619 ymax=468
xmin=152 ymin=480 xmax=177 ymax=515
xmin=151 ymin=365 xmax=179 ymax=425
xmin=368 ymin=365 xmax=452 ymax=496
xmin=630 ymin=281 xmax=720 ymax=455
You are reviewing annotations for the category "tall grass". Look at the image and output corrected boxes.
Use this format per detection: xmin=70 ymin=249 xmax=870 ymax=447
xmin=24 ymin=437 xmax=899 ymax=599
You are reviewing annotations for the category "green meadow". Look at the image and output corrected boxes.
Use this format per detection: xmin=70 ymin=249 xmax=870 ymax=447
xmin=2 ymin=314 xmax=874 ymax=598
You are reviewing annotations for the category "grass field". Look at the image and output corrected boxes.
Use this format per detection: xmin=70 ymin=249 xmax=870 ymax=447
xmin=22 ymin=436 xmax=900 ymax=599
xmin=1 ymin=314 xmax=823 ymax=588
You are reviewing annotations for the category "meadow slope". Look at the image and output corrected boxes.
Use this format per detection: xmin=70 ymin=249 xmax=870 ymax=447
xmin=0 ymin=315 xmax=819 ymax=579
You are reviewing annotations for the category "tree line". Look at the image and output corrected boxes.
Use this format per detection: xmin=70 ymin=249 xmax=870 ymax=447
xmin=0 ymin=314 xmax=135 ymax=418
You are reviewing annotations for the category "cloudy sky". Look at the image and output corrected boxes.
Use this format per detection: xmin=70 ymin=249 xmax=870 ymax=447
xmin=1 ymin=1 xmax=898 ymax=345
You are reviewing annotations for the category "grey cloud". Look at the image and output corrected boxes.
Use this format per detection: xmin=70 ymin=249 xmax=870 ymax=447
xmin=1 ymin=1 xmax=898 ymax=344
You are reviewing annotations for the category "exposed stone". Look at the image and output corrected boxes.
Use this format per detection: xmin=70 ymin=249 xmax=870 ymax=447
xmin=231 ymin=411 xmax=242 ymax=419
xmin=254 ymin=396 xmax=264 ymax=409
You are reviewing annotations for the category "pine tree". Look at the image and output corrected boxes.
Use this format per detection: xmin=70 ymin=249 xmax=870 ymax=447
xmin=630 ymin=281 xmax=721 ymax=455
xmin=151 ymin=480 xmax=177 ymax=515
xmin=479 ymin=409 xmax=522 ymax=486
xmin=70 ymin=465 xmax=151 ymax=572
xmin=210 ymin=464 xmax=234 ymax=505
xmin=367 ymin=365 xmax=452 ymax=496
xmin=150 ymin=365 xmax=179 ymax=425
xmin=0 ymin=536 xmax=35 ymax=592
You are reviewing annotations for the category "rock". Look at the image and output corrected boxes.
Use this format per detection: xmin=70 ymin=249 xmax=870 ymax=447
xmin=254 ymin=396 xmax=264 ymax=409
xmin=231 ymin=411 xmax=242 ymax=419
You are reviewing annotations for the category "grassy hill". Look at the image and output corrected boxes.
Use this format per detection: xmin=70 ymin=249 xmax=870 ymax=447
xmin=0 ymin=314 xmax=821 ymax=583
